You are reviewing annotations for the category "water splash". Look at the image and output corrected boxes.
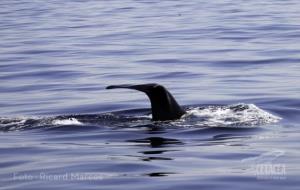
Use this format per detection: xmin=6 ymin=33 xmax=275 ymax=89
xmin=52 ymin=118 xmax=83 ymax=125
xmin=178 ymin=103 xmax=281 ymax=128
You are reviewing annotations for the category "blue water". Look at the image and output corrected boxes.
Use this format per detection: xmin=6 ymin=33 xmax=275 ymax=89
xmin=1 ymin=0 xmax=300 ymax=189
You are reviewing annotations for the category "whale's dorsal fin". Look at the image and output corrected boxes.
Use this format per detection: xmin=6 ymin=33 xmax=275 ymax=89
xmin=106 ymin=83 xmax=186 ymax=121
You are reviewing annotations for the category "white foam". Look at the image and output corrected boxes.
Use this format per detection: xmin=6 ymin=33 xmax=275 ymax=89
xmin=181 ymin=103 xmax=281 ymax=127
xmin=52 ymin=118 xmax=83 ymax=125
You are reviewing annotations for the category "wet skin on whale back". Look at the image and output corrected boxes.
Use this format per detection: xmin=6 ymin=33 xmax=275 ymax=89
xmin=106 ymin=83 xmax=186 ymax=121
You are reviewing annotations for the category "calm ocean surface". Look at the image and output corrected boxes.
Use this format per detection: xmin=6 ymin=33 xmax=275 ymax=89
xmin=0 ymin=0 xmax=300 ymax=189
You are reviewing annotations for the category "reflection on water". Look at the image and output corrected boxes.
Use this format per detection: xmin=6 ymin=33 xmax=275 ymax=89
xmin=128 ymin=137 xmax=183 ymax=148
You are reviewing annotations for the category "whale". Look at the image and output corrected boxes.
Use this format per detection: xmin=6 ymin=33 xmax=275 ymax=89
xmin=106 ymin=83 xmax=186 ymax=121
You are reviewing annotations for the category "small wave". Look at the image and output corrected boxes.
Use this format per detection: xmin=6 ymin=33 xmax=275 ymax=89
xmin=0 ymin=117 xmax=27 ymax=131
xmin=179 ymin=103 xmax=281 ymax=127
xmin=0 ymin=116 xmax=83 ymax=131
xmin=0 ymin=116 xmax=44 ymax=131
xmin=52 ymin=118 xmax=83 ymax=125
